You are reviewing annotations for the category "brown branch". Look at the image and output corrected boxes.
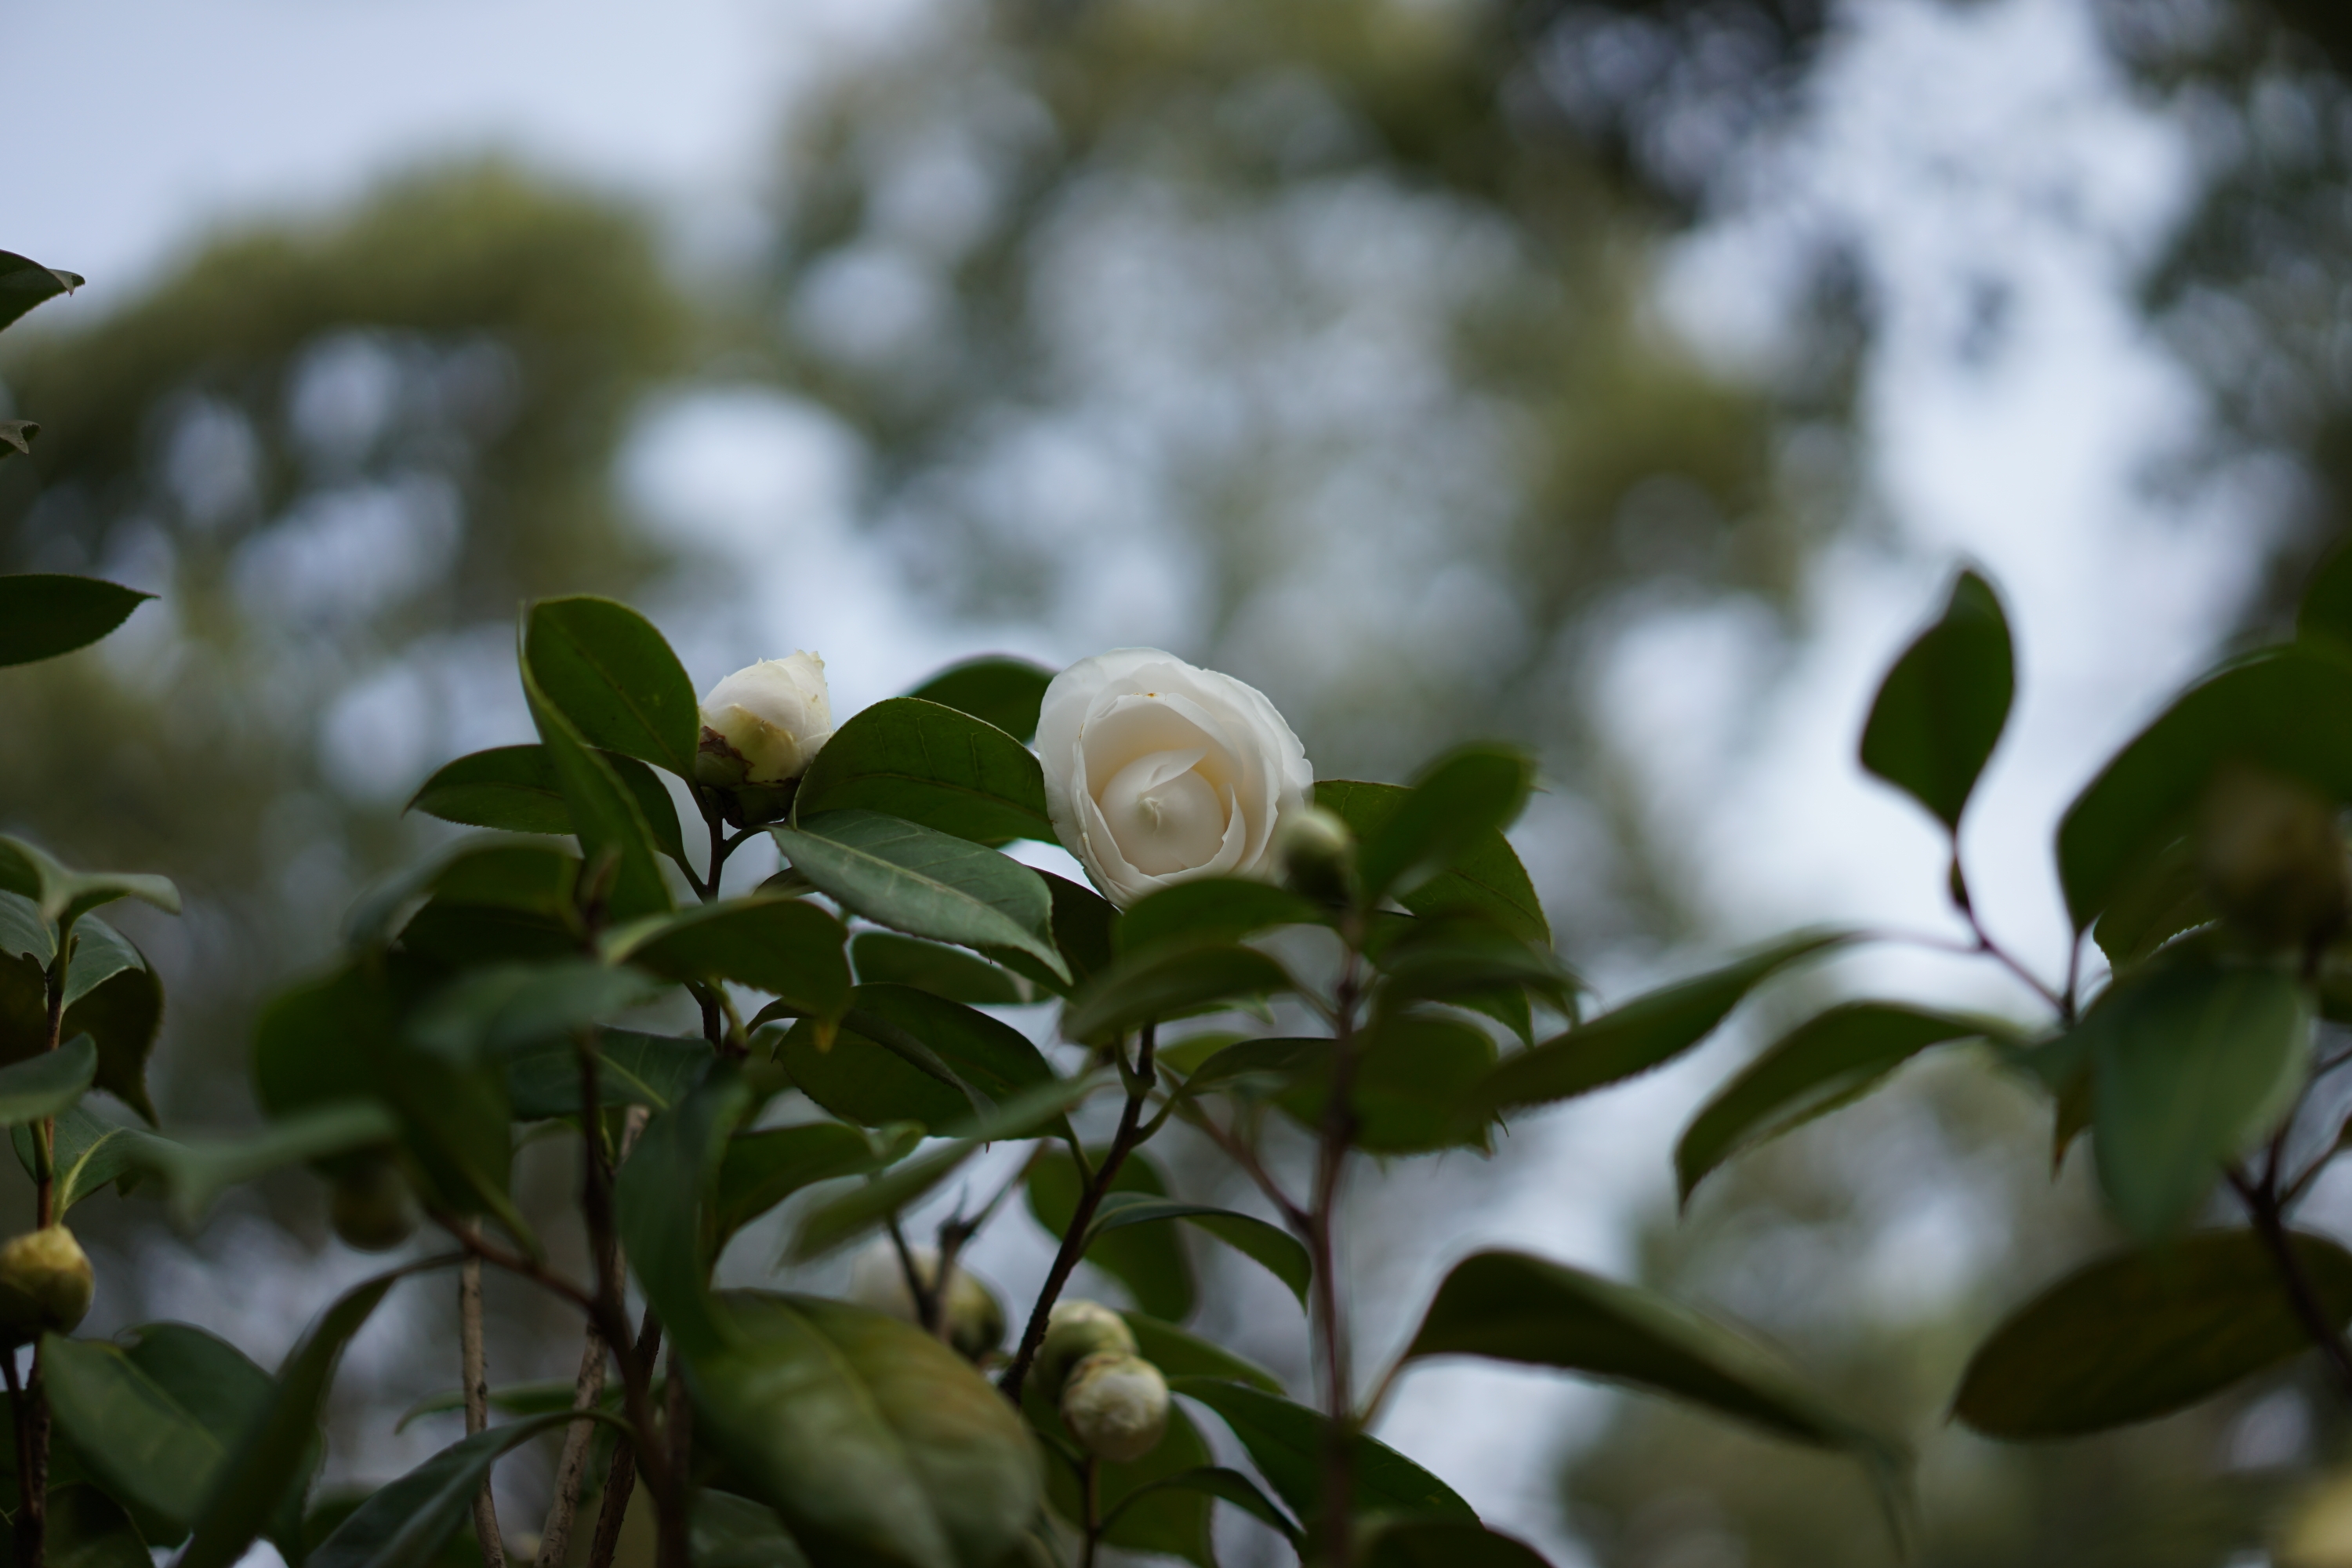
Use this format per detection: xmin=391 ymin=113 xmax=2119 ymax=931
xmin=1312 ymin=958 xmax=1362 ymax=1568
xmin=539 ymin=1106 xmax=645 ymax=1568
xmin=2232 ymin=1166 xmax=2352 ymax=1402
xmin=458 ymin=1247 xmax=506 ymax=1568
xmin=586 ymin=1307 xmax=663 ymax=1568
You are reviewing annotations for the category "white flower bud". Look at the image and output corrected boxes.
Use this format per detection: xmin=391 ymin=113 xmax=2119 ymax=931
xmin=697 ymin=652 xmax=833 ymax=787
xmin=1276 ymin=804 xmax=1356 ymax=902
xmin=0 ymin=1226 xmax=92 ymax=1339
xmin=844 ymin=1240 xmax=1007 ymax=1362
xmin=1036 ymin=1297 xmax=1137 ymax=1398
xmin=1061 ymin=1352 xmax=1169 ymax=1464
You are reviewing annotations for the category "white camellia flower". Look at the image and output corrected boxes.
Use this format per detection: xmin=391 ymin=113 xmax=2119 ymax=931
xmin=695 ymin=652 xmax=833 ymax=786
xmin=1036 ymin=648 xmax=1312 ymax=909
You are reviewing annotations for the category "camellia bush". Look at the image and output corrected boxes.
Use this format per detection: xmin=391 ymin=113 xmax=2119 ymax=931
xmin=12 ymin=235 xmax=2352 ymax=1568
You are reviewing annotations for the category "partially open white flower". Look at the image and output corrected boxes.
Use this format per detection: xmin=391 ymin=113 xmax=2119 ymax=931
xmin=697 ymin=652 xmax=833 ymax=787
xmin=1036 ymin=649 xmax=1312 ymax=909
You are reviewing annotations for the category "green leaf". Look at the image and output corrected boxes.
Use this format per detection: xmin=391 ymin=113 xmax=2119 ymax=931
xmin=0 ymin=892 xmax=49 ymax=967
xmin=4 ymin=1486 xmax=151 ymax=1568
xmin=1171 ymin=1377 xmax=1474 ymax=1528
xmin=524 ymin=596 xmax=702 ymax=779
xmin=616 ymin=1066 xmax=758 ymax=1358
xmin=794 ymin=697 xmax=1052 ymax=845
xmin=1060 ymin=943 xmax=1292 ymax=1041
xmin=782 ymin=984 xmax=1070 ymax=1134
xmin=714 ymin=1121 xmax=892 ymax=1243
xmin=1276 ymin=1014 xmax=1499 ymax=1156
xmin=344 ymin=839 xmax=581 ymax=950
xmin=20 ymin=1105 xmax=175 ymax=1212
xmin=1358 ymin=746 xmax=1535 ymax=902
xmin=0 ymin=576 xmax=154 ymax=668
xmin=310 ymin=1410 xmax=590 ymax=1568
xmin=395 ymin=1377 xmax=617 ymax=1432
xmin=0 ymin=422 xmax=38 ymax=464
xmin=1474 ymin=931 xmax=1850 ymax=1114
xmin=1115 ymin=880 xmax=1328 ymax=958
xmin=1087 ymin=1192 xmax=1311 ymax=1308
xmin=905 ymin=656 xmax=1056 ymax=743
xmin=182 ymin=1264 xmax=421 ymax=1568
xmin=1044 ymin=873 xmax=1120 ymax=987
xmin=0 ymin=1034 xmax=96 ymax=1123
xmin=504 ymin=1028 xmax=712 ymax=1120
xmin=1403 ymin=1250 xmax=1899 ymax=1465
xmin=773 ymin=811 xmax=1067 ymax=983
xmin=405 ymin=747 xmax=576 ymax=836
xmin=1362 ymin=1521 xmax=1554 ymax=1568
xmin=1953 ymin=1229 xmax=2352 ymax=1438
xmin=1027 ymin=1149 xmax=1194 ymax=1322
xmin=0 ymin=250 xmax=82 ymax=333
xmin=851 ymin=932 xmax=1032 ymax=1006
xmin=1316 ymin=780 xmax=1548 ymax=946
xmin=688 ymin=1290 xmax=1043 ymax=1568
xmin=692 ymin=1490 xmax=811 ymax=1568
xmin=1858 ymin=569 xmax=2015 ymax=831
xmin=0 ymin=834 xmax=180 ymax=929
xmin=2057 ymin=648 xmax=2352 ymax=931
xmin=2088 ymin=956 xmax=2312 ymax=1239
xmin=0 ymin=920 xmax=165 ymax=1123
xmin=1675 ymin=1003 xmax=1998 ymax=1203
xmin=135 ymin=1103 xmax=402 ymax=1228
xmin=604 ymin=896 xmax=850 ymax=1020
xmin=1171 ymin=1036 xmax=1327 ymax=1102
xmin=1120 ymin=1312 xmax=1283 ymax=1394
xmin=2091 ymin=836 xmax=2210 ymax=971
xmin=522 ymin=656 xmax=673 ymax=923
xmin=407 ymin=960 xmax=666 ymax=1062
xmin=1370 ymin=919 xmax=1573 ymax=1013
xmin=1051 ymin=1403 xmax=1223 ymax=1566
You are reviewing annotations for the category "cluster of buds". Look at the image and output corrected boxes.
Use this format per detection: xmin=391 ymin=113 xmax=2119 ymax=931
xmin=0 ymin=1225 xmax=92 ymax=1342
xmin=1039 ymin=1298 xmax=1169 ymax=1465
xmin=848 ymin=1240 xmax=1007 ymax=1364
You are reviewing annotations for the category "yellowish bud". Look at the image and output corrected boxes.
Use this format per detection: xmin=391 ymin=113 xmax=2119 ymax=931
xmin=1036 ymin=1298 xmax=1135 ymax=1398
xmin=0 ymin=1227 xmax=93 ymax=1339
xmin=1061 ymin=1352 xmax=1169 ymax=1464
xmin=845 ymin=1240 xmax=1007 ymax=1363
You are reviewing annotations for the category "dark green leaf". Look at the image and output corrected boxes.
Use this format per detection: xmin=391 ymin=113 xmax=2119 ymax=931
xmin=407 ymin=960 xmax=666 ymax=1062
xmin=1954 ymin=1229 xmax=2352 ymax=1437
xmin=0 ymin=834 xmax=180 ymax=929
xmin=1358 ymin=746 xmax=1535 ymax=902
xmin=1045 ymin=873 xmax=1120 ymax=987
xmin=2091 ymin=836 xmax=2210 ymax=971
xmin=0 ymin=250 xmax=82 ymax=333
xmin=774 ymin=812 xmax=1066 ymax=983
xmin=604 ymin=896 xmax=850 ymax=1020
xmin=397 ymin=905 xmax=577 ymax=971
xmin=522 ymin=658 xmax=673 ymax=923
xmin=795 ymin=697 xmax=1052 ymax=845
xmin=1858 ymin=569 xmax=2015 ymax=831
xmin=0 ymin=892 xmax=49 ymax=967
xmin=852 ymin=932 xmax=1031 ymax=1006
xmin=1115 ymin=880 xmax=1327 ymax=958
xmin=1277 ymin=1014 xmax=1499 ymax=1155
xmin=1371 ymin=919 xmax=1572 ymax=1012
xmin=2299 ymin=539 xmax=2352 ymax=656
xmin=310 ymin=1410 xmax=588 ymax=1568
xmin=0 ymin=576 xmax=153 ymax=668
xmin=20 ymin=1105 xmax=174 ymax=1212
xmin=1171 ymin=1377 xmax=1474 ymax=1528
xmin=782 ymin=983 xmax=1069 ymax=1136
xmin=1362 ymin=1521 xmax=1554 ymax=1568
xmin=714 ymin=1122 xmax=891 ymax=1243
xmin=524 ymin=596 xmax=702 ymax=779
xmin=0 ymin=422 xmax=34 ymax=463
xmin=616 ymin=1066 xmax=757 ymax=1358
xmin=135 ymin=1103 xmax=401 ymax=1228
xmin=1675 ymin=1003 xmax=1996 ymax=1203
xmin=1028 ymin=1149 xmax=1194 ymax=1322
xmin=343 ymin=838 xmax=579 ymax=949
xmin=396 ymin=1377 xmax=618 ymax=1431
xmin=1121 ymin=1312 xmax=1283 ymax=1393
xmin=405 ymin=747 xmax=575 ymax=837
xmin=504 ymin=1029 xmax=711 ymax=1120
xmin=44 ymin=1323 xmax=278 ymax=1541
xmin=1087 ymin=1192 xmax=1310 ymax=1308
xmin=688 ymin=1290 xmax=1043 ymax=1568
xmin=1474 ymin=931 xmax=1850 ymax=1114
xmin=905 ymin=656 xmax=1056 ymax=743
xmin=1316 ymin=781 xmax=1548 ymax=946
xmin=1061 ymin=944 xmax=1292 ymax=1041
xmin=692 ymin=1490 xmax=811 ymax=1568
xmin=6 ymin=1486 xmax=151 ymax=1568
xmin=0 ymin=1035 xmax=95 ymax=1124
xmin=1173 ymin=1036 xmax=1327 ymax=1102
xmin=0 ymin=924 xmax=165 ymax=1124
xmin=1048 ymin=1403 xmax=1223 ymax=1567
xmin=2089 ymin=956 xmax=2312 ymax=1239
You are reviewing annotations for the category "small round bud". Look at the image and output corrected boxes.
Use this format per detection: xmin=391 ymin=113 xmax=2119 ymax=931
xmin=1276 ymin=806 xmax=1356 ymax=903
xmin=1061 ymin=1352 xmax=1169 ymax=1464
xmin=0 ymin=1227 xmax=93 ymax=1339
xmin=328 ymin=1160 xmax=417 ymax=1253
xmin=844 ymin=1240 xmax=1007 ymax=1363
xmin=1036 ymin=1298 xmax=1136 ymax=1398
xmin=696 ymin=653 xmax=833 ymax=789
xmin=2197 ymin=762 xmax=2350 ymax=949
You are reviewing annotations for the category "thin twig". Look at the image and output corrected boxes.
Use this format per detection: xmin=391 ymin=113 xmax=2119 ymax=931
xmin=1312 ymin=956 xmax=1362 ymax=1568
xmin=586 ymin=1307 xmax=663 ymax=1568
xmin=1174 ymin=1102 xmax=1310 ymax=1234
xmin=2230 ymin=1164 xmax=2352 ymax=1402
xmin=887 ymin=1214 xmax=942 ymax=1336
xmin=459 ymin=1245 xmax=506 ymax=1568
xmin=539 ymin=1107 xmax=646 ymax=1568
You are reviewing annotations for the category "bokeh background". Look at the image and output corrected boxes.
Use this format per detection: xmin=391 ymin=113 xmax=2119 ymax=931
xmin=8 ymin=1 xmax=2352 ymax=1563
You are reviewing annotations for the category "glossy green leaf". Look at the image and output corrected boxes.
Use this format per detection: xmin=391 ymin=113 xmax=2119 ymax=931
xmin=504 ymin=1028 xmax=711 ymax=1120
xmin=310 ymin=1409 xmax=590 ymax=1568
xmin=1319 ymin=782 xmax=1545 ymax=950
xmin=774 ymin=811 xmax=1067 ymax=983
xmin=182 ymin=1264 xmax=422 ymax=1568
xmin=2 ymin=1486 xmax=151 ymax=1568
xmin=1027 ymin=1149 xmax=1195 ymax=1322
xmin=18 ymin=1105 xmax=174 ymax=1212
xmin=1371 ymin=919 xmax=1572 ymax=1013
xmin=0 ymin=919 xmax=165 ymax=1123
xmin=395 ymin=1377 xmax=618 ymax=1432
xmin=2091 ymin=836 xmax=2209 ymax=971
xmin=0 ymin=834 xmax=180 ymax=929
xmin=2089 ymin=956 xmax=2312 ymax=1239
xmin=407 ymin=959 xmax=666 ymax=1062
xmin=1475 ymin=931 xmax=1850 ymax=1114
xmin=0 ymin=1034 xmax=95 ymax=1123
xmin=1362 ymin=1520 xmax=1553 ymax=1568
xmin=1044 ymin=873 xmax=1119 ymax=987
xmin=782 ymin=983 xmax=1069 ymax=1134
xmin=905 ymin=656 xmax=1056 ymax=743
xmin=1277 ymin=1014 xmax=1499 ymax=1156
xmin=2058 ymin=648 xmax=2352 ymax=931
xmin=1088 ymin=1192 xmax=1310 ymax=1308
xmin=1954 ymin=1229 xmax=2352 ymax=1438
xmin=795 ymin=697 xmax=1052 ymax=845
xmin=714 ymin=1121 xmax=891 ymax=1243
xmin=1044 ymin=1402 xmax=1221 ymax=1567
xmin=690 ymin=1290 xmax=1043 ymax=1568
xmin=0 ymin=250 xmax=82 ymax=332
xmin=405 ymin=746 xmax=575 ymax=837
xmin=397 ymin=904 xmax=578 ymax=971
xmin=1115 ymin=879 xmax=1328 ymax=958
xmin=852 ymin=932 xmax=1031 ymax=1006
xmin=1061 ymin=943 xmax=1292 ymax=1041
xmin=692 ymin=1490 xmax=811 ymax=1568
xmin=604 ymin=896 xmax=850 ymax=1019
xmin=1173 ymin=1036 xmax=1326 ymax=1102
xmin=1357 ymin=746 xmax=1535 ymax=902
xmin=0 ymin=891 xmax=49 ymax=967
xmin=1676 ymin=1003 xmax=1995 ymax=1203
xmin=136 ymin=1103 xmax=401 ymax=1227
xmin=0 ymin=576 xmax=154 ymax=668
xmin=524 ymin=595 xmax=702 ymax=779
xmin=1171 ymin=1377 xmax=1474 ymax=1528
xmin=1404 ymin=1250 xmax=1899 ymax=1463
xmin=1859 ymin=569 xmax=2014 ymax=831
xmin=616 ymin=1065 xmax=757 ymax=1358
xmin=1121 ymin=1311 xmax=1283 ymax=1394
xmin=523 ymin=655 xmax=673 ymax=923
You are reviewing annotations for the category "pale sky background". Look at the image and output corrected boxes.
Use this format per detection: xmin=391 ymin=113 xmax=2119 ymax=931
xmin=3 ymin=0 xmax=2288 ymax=1561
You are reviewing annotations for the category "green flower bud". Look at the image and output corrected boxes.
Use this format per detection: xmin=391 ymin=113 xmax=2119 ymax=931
xmin=1276 ymin=805 xmax=1356 ymax=904
xmin=329 ymin=1160 xmax=418 ymax=1253
xmin=844 ymin=1240 xmax=1008 ymax=1363
xmin=1036 ymin=1298 xmax=1136 ymax=1398
xmin=0 ymin=1227 xmax=93 ymax=1339
xmin=2197 ymin=762 xmax=2350 ymax=949
xmin=1061 ymin=1352 xmax=1169 ymax=1464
